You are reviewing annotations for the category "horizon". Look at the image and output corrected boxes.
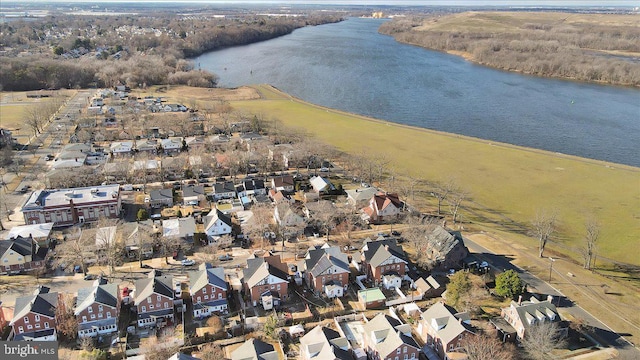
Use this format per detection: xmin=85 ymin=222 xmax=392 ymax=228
xmin=3 ymin=0 xmax=639 ymax=7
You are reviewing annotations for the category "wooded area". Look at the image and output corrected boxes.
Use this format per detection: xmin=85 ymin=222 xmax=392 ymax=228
xmin=379 ymin=12 xmax=640 ymax=87
xmin=0 ymin=12 xmax=342 ymax=91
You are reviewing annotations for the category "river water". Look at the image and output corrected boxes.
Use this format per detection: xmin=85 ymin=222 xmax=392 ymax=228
xmin=196 ymin=18 xmax=640 ymax=167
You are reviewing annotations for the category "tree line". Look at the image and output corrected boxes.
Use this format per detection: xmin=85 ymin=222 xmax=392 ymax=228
xmin=0 ymin=12 xmax=342 ymax=91
xmin=379 ymin=14 xmax=640 ymax=87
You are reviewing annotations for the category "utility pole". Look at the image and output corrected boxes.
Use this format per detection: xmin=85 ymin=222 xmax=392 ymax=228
xmin=548 ymin=257 xmax=555 ymax=282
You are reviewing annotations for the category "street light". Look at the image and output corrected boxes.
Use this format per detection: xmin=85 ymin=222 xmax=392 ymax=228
xmin=548 ymin=257 xmax=555 ymax=282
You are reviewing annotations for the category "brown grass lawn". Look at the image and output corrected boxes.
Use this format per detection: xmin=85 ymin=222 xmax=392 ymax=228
xmin=231 ymin=85 xmax=639 ymax=267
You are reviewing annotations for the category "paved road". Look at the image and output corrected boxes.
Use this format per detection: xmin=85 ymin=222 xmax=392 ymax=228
xmin=1 ymin=90 xmax=94 ymax=223
xmin=463 ymin=236 xmax=639 ymax=358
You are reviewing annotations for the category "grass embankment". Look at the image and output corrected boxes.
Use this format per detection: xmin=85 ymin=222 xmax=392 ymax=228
xmin=235 ymin=85 xmax=640 ymax=267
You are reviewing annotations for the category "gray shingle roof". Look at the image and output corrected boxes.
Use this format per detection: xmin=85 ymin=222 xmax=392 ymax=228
xmin=243 ymin=257 xmax=288 ymax=289
xmin=305 ymin=247 xmax=349 ymax=278
xmin=11 ymin=286 xmax=58 ymax=324
xmin=182 ymin=185 xmax=205 ymax=198
xmin=150 ymin=188 xmax=173 ymax=201
xmin=300 ymin=325 xmax=352 ymax=360
xmin=363 ymin=239 xmax=407 ymax=269
xmin=0 ymin=235 xmax=36 ymax=257
xmin=214 ymin=181 xmax=236 ymax=194
xmin=189 ymin=266 xmax=227 ymax=294
xmin=363 ymin=314 xmax=419 ymax=358
xmin=231 ymin=338 xmax=279 ymax=360
xmin=75 ymin=283 xmax=119 ymax=315
xmin=134 ymin=273 xmax=173 ymax=304
xmin=421 ymin=302 xmax=474 ymax=345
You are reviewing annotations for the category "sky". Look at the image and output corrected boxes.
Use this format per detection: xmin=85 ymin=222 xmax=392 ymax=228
xmin=6 ymin=0 xmax=640 ymax=6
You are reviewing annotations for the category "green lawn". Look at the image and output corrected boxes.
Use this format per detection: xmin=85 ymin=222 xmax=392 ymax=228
xmin=232 ymin=85 xmax=640 ymax=266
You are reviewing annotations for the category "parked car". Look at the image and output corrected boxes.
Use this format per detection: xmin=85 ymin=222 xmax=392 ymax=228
xmin=84 ymin=274 xmax=97 ymax=281
xmin=181 ymin=259 xmax=195 ymax=266
xmin=218 ymin=254 xmax=233 ymax=262
xmin=45 ymin=154 xmax=55 ymax=161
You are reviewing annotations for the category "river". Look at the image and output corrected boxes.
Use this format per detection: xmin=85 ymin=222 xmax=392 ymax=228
xmin=196 ymin=17 xmax=640 ymax=167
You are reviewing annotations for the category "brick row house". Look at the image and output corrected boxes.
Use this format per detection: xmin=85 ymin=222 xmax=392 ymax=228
xmin=300 ymin=325 xmax=352 ymax=360
xmin=0 ymin=235 xmax=47 ymax=275
xmin=363 ymin=313 xmax=421 ymax=360
xmin=243 ymin=255 xmax=289 ymax=308
xmin=21 ymin=184 xmax=121 ymax=227
xmin=495 ymin=296 xmax=567 ymax=342
xmin=303 ymin=244 xmax=350 ymax=298
xmin=361 ymin=238 xmax=408 ymax=287
xmin=417 ymin=302 xmax=475 ymax=359
xmin=190 ymin=263 xmax=228 ymax=319
xmin=10 ymin=286 xmax=60 ymax=341
xmin=75 ymin=278 xmax=120 ymax=339
xmin=134 ymin=270 xmax=175 ymax=328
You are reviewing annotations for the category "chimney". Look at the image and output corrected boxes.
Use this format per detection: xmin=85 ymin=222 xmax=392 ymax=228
xmin=518 ymin=295 xmax=522 ymax=306
xmin=547 ymin=295 xmax=553 ymax=303
xmin=459 ymin=317 xmax=463 ymax=324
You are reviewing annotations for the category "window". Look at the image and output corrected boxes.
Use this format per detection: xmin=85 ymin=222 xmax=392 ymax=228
xmin=271 ymin=285 xmax=275 ymax=289
xmin=91 ymin=314 xmax=95 ymax=319
xmin=411 ymin=354 xmax=416 ymax=359
xmin=98 ymin=305 xmax=103 ymax=312
xmin=24 ymin=317 xmax=29 ymax=324
xmin=45 ymin=322 xmax=49 ymax=329
xmin=157 ymin=295 xmax=161 ymax=302
xmin=27 ymin=325 xmax=33 ymax=330
xmin=35 ymin=323 xmax=41 ymax=329
xmin=88 ymin=307 xmax=93 ymax=313
xmin=397 ymin=349 xmax=401 ymax=355
xmin=107 ymin=312 xmax=111 ymax=318
xmin=164 ymin=302 xmax=168 ymax=308
xmin=82 ymin=316 xmax=87 ymax=322
xmin=147 ymin=297 xmax=151 ymax=303
xmin=404 ymin=347 xmax=407 ymax=353
xmin=218 ymin=293 xmax=222 ymax=299
xmin=202 ymin=288 xmax=206 ymax=294
xmin=149 ymin=304 xmax=154 ymax=309
xmin=277 ymin=284 xmax=281 ymax=290
xmin=141 ymin=306 xmax=146 ymax=312
xmin=18 ymin=326 xmax=24 ymax=334
xmin=197 ymin=297 xmax=201 ymax=303
xmin=98 ymin=313 xmax=103 ymax=318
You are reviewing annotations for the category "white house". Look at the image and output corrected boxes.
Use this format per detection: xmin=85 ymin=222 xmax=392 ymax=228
xmin=204 ymin=209 xmax=233 ymax=241
xmin=110 ymin=141 xmax=133 ymax=156
xmin=309 ymin=176 xmax=334 ymax=193
xmin=382 ymin=273 xmax=402 ymax=290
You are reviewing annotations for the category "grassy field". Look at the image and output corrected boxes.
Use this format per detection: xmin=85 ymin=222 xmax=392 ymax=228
xmin=0 ymin=90 xmax=75 ymax=138
xmin=232 ymin=85 xmax=639 ymax=266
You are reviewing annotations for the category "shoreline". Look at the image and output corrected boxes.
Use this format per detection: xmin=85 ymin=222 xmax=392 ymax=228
xmin=258 ymin=84 xmax=639 ymax=173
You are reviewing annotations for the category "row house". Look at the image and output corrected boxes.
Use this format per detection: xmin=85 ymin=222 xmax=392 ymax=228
xmin=0 ymin=235 xmax=47 ymax=275
xmin=190 ymin=263 xmax=228 ymax=318
xmin=182 ymin=185 xmax=205 ymax=205
xmin=363 ymin=313 xmax=420 ymax=360
xmin=161 ymin=137 xmax=183 ymax=154
xmin=361 ymin=238 xmax=408 ymax=287
xmin=497 ymin=296 xmax=566 ymax=342
xmin=134 ymin=270 xmax=175 ymax=328
xmin=75 ymin=279 xmax=120 ymax=339
xmin=300 ymin=325 xmax=352 ymax=360
xmin=361 ymin=192 xmax=402 ymax=224
xmin=243 ymin=255 xmax=289 ymax=308
xmin=231 ymin=338 xmax=280 ymax=360
xmin=10 ymin=286 xmax=60 ymax=341
xmin=21 ymin=184 xmax=121 ymax=227
xmin=149 ymin=188 xmax=174 ymax=208
xmin=237 ymin=179 xmax=267 ymax=198
xmin=418 ymin=302 xmax=475 ymax=359
xmin=304 ymin=245 xmax=350 ymax=298
xmin=110 ymin=141 xmax=134 ymax=157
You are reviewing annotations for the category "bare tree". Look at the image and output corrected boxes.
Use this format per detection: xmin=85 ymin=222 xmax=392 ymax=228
xmin=55 ymin=293 xmax=79 ymax=342
xmin=521 ymin=322 xmax=567 ymax=360
xmin=581 ymin=218 xmax=600 ymax=270
xmin=448 ymin=187 xmax=469 ymax=225
xmin=198 ymin=343 xmax=225 ymax=360
xmin=312 ymin=201 xmax=338 ymax=242
xmin=531 ymin=209 xmax=558 ymax=258
xmin=94 ymin=219 xmax=127 ymax=275
xmin=461 ymin=332 xmax=515 ymax=360
xmin=246 ymin=203 xmax=274 ymax=249
xmin=54 ymin=226 xmax=92 ymax=276
xmin=141 ymin=337 xmax=181 ymax=360
xmin=431 ymin=179 xmax=457 ymax=216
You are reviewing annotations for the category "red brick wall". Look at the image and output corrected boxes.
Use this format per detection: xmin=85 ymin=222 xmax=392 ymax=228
xmin=192 ymin=284 xmax=227 ymax=304
xmin=12 ymin=312 xmax=54 ymax=334
xmin=136 ymin=294 xmax=173 ymax=314
xmin=247 ymin=282 xmax=288 ymax=302
xmin=76 ymin=303 xmax=118 ymax=324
